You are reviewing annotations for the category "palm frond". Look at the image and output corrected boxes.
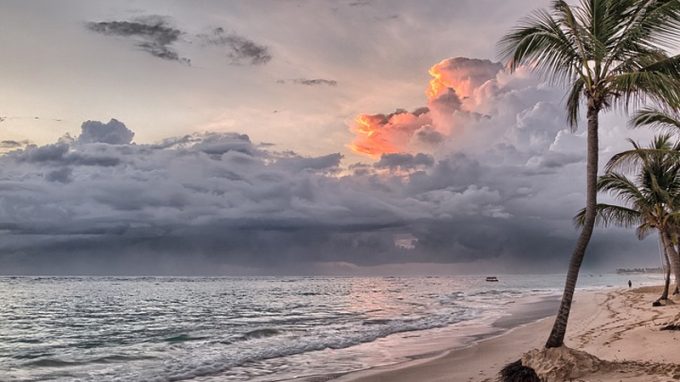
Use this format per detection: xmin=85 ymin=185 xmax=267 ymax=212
xmin=497 ymin=6 xmax=584 ymax=86
xmin=606 ymin=71 xmax=680 ymax=113
xmin=607 ymin=0 xmax=680 ymax=58
xmin=631 ymin=107 xmax=680 ymax=131
xmin=606 ymin=147 xmax=680 ymax=173
xmin=574 ymin=203 xmax=642 ymax=228
xmin=597 ymin=172 xmax=648 ymax=206
xmin=636 ymin=223 xmax=655 ymax=240
xmin=566 ymin=77 xmax=586 ymax=129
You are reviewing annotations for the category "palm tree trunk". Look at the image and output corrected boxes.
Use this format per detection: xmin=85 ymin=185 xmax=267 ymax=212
xmin=660 ymin=236 xmax=671 ymax=300
xmin=675 ymin=243 xmax=680 ymax=295
xmin=545 ymin=104 xmax=599 ymax=348
xmin=661 ymin=261 xmax=671 ymax=300
xmin=661 ymin=231 xmax=680 ymax=293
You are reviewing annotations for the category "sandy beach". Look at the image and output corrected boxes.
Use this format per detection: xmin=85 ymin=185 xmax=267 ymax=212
xmin=335 ymin=285 xmax=680 ymax=382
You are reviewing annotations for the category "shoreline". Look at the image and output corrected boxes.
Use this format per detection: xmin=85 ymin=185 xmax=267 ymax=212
xmin=304 ymin=277 xmax=662 ymax=382
xmin=328 ymin=293 xmax=568 ymax=382
xmin=331 ymin=285 xmax=680 ymax=382
xmin=281 ymin=283 xmax=582 ymax=382
xmin=289 ymin=293 xmax=564 ymax=382
xmin=288 ymin=292 xmax=564 ymax=382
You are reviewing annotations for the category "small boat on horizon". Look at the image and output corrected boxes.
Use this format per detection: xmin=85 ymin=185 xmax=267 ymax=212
xmin=485 ymin=276 xmax=499 ymax=282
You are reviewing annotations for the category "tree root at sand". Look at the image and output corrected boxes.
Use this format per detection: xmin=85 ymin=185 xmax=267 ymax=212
xmin=498 ymin=346 xmax=680 ymax=382
xmin=498 ymin=359 xmax=540 ymax=382
xmin=652 ymin=297 xmax=675 ymax=306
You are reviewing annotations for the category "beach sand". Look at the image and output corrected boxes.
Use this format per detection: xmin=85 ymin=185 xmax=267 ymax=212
xmin=334 ymin=286 xmax=680 ymax=382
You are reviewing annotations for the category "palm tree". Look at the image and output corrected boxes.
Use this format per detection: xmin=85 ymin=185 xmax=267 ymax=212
xmin=631 ymin=105 xmax=680 ymax=299
xmin=498 ymin=0 xmax=680 ymax=348
xmin=575 ymin=135 xmax=680 ymax=301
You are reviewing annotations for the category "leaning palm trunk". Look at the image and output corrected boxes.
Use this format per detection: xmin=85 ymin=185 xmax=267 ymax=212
xmin=661 ymin=254 xmax=671 ymax=301
xmin=662 ymin=231 xmax=680 ymax=294
xmin=660 ymin=236 xmax=672 ymax=301
xmin=545 ymin=106 xmax=599 ymax=348
xmin=675 ymin=243 xmax=680 ymax=294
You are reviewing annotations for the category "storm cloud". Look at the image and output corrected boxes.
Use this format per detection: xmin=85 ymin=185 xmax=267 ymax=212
xmin=0 ymin=52 xmax=663 ymax=275
xmin=0 ymin=113 xmax=659 ymax=275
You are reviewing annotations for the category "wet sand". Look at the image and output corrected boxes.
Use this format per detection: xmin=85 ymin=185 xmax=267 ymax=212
xmin=334 ymin=286 xmax=680 ymax=382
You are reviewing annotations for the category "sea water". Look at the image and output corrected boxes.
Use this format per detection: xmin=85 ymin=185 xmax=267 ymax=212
xmin=0 ymin=274 xmax=660 ymax=381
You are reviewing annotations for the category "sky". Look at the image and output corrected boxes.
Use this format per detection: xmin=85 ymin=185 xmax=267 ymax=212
xmin=0 ymin=0 xmax=668 ymax=275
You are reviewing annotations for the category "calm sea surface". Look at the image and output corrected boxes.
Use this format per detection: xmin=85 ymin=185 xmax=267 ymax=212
xmin=0 ymin=274 xmax=660 ymax=381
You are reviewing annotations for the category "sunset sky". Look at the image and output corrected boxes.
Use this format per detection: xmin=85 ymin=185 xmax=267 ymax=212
xmin=0 ymin=0 xmax=665 ymax=275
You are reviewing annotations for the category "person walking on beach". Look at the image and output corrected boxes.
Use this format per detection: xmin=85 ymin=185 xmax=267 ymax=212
xmin=628 ymin=280 xmax=632 ymax=288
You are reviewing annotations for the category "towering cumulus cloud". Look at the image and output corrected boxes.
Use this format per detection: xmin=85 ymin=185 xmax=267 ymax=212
xmin=349 ymin=57 xmax=503 ymax=156
xmin=427 ymin=58 xmax=504 ymax=100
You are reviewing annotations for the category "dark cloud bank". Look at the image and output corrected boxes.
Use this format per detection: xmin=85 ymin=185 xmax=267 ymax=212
xmin=0 ymin=56 xmax=659 ymax=275
xmin=0 ymin=129 xmax=652 ymax=275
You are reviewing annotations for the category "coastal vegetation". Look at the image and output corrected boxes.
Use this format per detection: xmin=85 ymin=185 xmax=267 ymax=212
xmin=576 ymin=134 xmax=680 ymax=302
xmin=499 ymin=0 xmax=680 ymax=349
xmin=498 ymin=0 xmax=680 ymax=380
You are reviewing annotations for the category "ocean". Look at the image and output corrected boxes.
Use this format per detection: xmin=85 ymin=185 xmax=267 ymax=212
xmin=0 ymin=274 xmax=661 ymax=381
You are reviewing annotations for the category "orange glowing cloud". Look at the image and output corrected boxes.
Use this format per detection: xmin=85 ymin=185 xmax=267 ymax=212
xmin=349 ymin=114 xmax=399 ymax=156
xmin=427 ymin=65 xmax=448 ymax=100
xmin=349 ymin=57 xmax=503 ymax=157
xmin=349 ymin=111 xmax=430 ymax=157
